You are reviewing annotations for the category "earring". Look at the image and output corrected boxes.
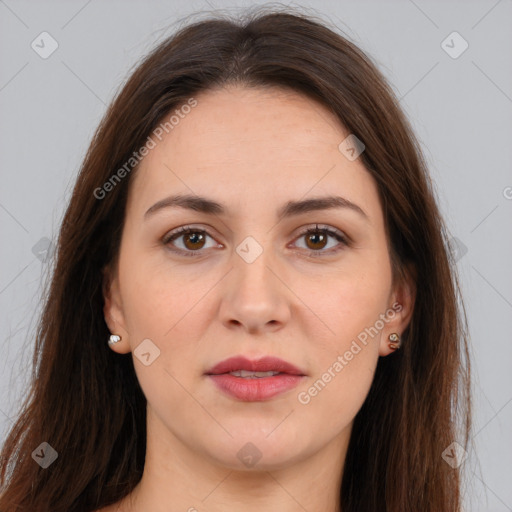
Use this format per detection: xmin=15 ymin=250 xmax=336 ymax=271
xmin=108 ymin=334 xmax=121 ymax=346
xmin=388 ymin=333 xmax=401 ymax=351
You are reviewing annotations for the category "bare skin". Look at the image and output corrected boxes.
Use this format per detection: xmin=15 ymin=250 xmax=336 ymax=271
xmin=100 ymin=85 xmax=414 ymax=512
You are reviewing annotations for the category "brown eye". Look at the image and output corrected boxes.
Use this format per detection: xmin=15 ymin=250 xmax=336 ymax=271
xmin=163 ymin=227 xmax=217 ymax=256
xmin=293 ymin=225 xmax=348 ymax=256
xmin=181 ymin=231 xmax=206 ymax=250
xmin=305 ymin=231 xmax=328 ymax=250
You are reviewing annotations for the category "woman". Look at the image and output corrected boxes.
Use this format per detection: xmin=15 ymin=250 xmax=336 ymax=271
xmin=0 ymin=8 xmax=471 ymax=512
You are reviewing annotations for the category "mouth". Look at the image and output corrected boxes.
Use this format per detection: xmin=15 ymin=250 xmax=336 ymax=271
xmin=205 ymin=355 xmax=306 ymax=377
xmin=205 ymin=356 xmax=306 ymax=401
xmin=224 ymin=369 xmax=282 ymax=378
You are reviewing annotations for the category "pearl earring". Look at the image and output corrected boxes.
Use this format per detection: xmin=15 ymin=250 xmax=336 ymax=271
xmin=108 ymin=334 xmax=121 ymax=346
xmin=388 ymin=333 xmax=401 ymax=350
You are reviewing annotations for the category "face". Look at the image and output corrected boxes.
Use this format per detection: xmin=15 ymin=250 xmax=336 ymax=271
xmin=103 ymin=85 xmax=414 ymax=473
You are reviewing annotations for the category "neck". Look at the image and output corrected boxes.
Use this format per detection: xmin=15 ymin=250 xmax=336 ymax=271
xmin=119 ymin=407 xmax=349 ymax=512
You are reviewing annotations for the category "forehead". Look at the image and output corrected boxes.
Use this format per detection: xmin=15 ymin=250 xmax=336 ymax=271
xmin=166 ymin=85 xmax=347 ymax=160
xmin=127 ymin=85 xmax=382 ymax=225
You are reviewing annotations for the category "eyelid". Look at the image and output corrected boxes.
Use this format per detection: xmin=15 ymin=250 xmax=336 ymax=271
xmin=290 ymin=224 xmax=349 ymax=256
xmin=161 ymin=224 xmax=223 ymax=256
xmin=162 ymin=223 xmax=350 ymax=257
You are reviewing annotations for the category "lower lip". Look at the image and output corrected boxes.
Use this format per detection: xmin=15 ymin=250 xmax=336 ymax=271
xmin=207 ymin=373 xmax=305 ymax=401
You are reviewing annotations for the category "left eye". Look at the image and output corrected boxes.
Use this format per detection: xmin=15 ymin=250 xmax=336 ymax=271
xmin=162 ymin=227 xmax=219 ymax=255
xmin=293 ymin=226 xmax=348 ymax=255
xmin=163 ymin=225 xmax=348 ymax=257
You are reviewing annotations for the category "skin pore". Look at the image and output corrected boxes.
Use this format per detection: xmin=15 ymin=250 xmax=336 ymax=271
xmin=100 ymin=85 xmax=414 ymax=512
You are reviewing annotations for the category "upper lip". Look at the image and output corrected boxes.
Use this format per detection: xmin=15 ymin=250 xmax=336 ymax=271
xmin=205 ymin=356 xmax=306 ymax=376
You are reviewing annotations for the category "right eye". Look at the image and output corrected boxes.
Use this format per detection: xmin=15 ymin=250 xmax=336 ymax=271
xmin=162 ymin=226 xmax=221 ymax=257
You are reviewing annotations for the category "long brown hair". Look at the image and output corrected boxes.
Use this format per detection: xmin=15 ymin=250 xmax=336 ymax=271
xmin=0 ymin=7 xmax=471 ymax=511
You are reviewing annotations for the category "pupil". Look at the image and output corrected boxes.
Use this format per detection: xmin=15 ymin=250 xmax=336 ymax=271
xmin=308 ymin=232 xmax=326 ymax=249
xmin=186 ymin=232 xmax=204 ymax=249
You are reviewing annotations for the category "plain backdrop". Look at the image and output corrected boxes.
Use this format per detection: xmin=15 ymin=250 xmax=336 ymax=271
xmin=1 ymin=1 xmax=511 ymax=510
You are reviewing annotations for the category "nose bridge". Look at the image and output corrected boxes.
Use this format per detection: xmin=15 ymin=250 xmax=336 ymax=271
xmin=233 ymin=233 xmax=278 ymax=299
xmin=219 ymin=231 xmax=290 ymax=332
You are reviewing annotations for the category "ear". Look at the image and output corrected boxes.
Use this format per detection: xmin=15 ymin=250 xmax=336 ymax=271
xmin=379 ymin=264 xmax=416 ymax=357
xmin=102 ymin=264 xmax=131 ymax=354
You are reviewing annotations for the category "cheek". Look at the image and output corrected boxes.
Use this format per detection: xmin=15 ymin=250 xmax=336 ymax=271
xmin=291 ymin=261 xmax=391 ymax=419
xmin=118 ymin=250 xmax=219 ymax=364
xmin=295 ymin=259 xmax=391 ymax=350
xmin=118 ymin=262 xmax=209 ymax=416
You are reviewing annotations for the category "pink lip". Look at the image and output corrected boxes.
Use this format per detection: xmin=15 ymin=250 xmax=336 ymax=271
xmin=205 ymin=356 xmax=306 ymax=402
xmin=206 ymin=356 xmax=306 ymax=376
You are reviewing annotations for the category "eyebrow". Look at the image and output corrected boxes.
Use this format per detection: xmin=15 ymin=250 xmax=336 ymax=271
xmin=144 ymin=193 xmax=369 ymax=222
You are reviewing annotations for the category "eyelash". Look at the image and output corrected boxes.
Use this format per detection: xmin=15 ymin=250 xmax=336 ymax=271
xmin=162 ymin=224 xmax=349 ymax=258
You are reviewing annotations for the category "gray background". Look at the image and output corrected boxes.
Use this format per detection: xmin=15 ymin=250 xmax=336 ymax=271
xmin=1 ymin=0 xmax=511 ymax=510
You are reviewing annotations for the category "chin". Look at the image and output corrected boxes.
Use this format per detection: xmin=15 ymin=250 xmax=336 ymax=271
xmin=199 ymin=430 xmax=309 ymax=471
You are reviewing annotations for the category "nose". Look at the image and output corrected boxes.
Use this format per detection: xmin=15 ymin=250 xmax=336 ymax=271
xmin=218 ymin=246 xmax=291 ymax=335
